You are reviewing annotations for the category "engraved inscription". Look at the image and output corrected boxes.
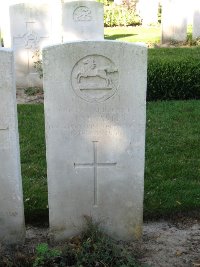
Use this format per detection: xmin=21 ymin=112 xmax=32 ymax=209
xmin=0 ymin=55 xmax=12 ymax=89
xmin=0 ymin=126 xmax=9 ymax=149
xmin=71 ymin=55 xmax=119 ymax=102
xmin=73 ymin=6 xmax=92 ymax=21
xmin=74 ymin=141 xmax=117 ymax=206
xmin=0 ymin=211 xmax=18 ymax=217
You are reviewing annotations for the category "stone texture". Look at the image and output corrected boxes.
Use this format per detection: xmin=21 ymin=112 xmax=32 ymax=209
xmin=193 ymin=2 xmax=200 ymax=39
xmin=162 ymin=0 xmax=188 ymax=43
xmin=62 ymin=1 xmax=104 ymax=41
xmin=9 ymin=2 xmax=61 ymax=88
xmin=43 ymin=41 xmax=147 ymax=241
xmin=0 ymin=49 xmax=25 ymax=244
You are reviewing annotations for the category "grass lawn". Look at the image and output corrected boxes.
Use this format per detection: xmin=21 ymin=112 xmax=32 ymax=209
xmin=18 ymin=105 xmax=48 ymax=222
xmin=145 ymin=100 xmax=200 ymax=218
xmin=17 ymin=100 xmax=200 ymax=222
xmin=104 ymin=25 xmax=193 ymax=45
xmin=104 ymin=25 xmax=161 ymax=44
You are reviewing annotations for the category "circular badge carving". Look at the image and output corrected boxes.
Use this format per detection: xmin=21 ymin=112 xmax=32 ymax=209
xmin=23 ymin=30 xmax=39 ymax=49
xmin=73 ymin=6 xmax=92 ymax=21
xmin=71 ymin=55 xmax=119 ymax=103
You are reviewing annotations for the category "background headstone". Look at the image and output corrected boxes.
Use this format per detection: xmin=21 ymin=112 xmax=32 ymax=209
xmin=114 ymin=0 xmax=123 ymax=6
xmin=162 ymin=0 xmax=188 ymax=43
xmin=62 ymin=1 xmax=104 ymax=41
xmin=9 ymin=2 xmax=61 ymax=88
xmin=0 ymin=29 xmax=1 ymax=47
xmin=43 ymin=41 xmax=147 ymax=241
xmin=0 ymin=48 xmax=25 ymax=244
xmin=193 ymin=2 xmax=200 ymax=39
xmin=0 ymin=0 xmax=62 ymax=48
xmin=136 ymin=0 xmax=159 ymax=25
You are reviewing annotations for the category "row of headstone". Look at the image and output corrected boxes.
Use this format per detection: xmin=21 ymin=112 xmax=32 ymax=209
xmin=114 ymin=0 xmax=200 ymax=38
xmin=136 ymin=0 xmax=160 ymax=25
xmin=162 ymin=0 xmax=200 ymax=43
xmin=0 ymin=0 xmax=147 ymax=245
xmin=114 ymin=0 xmax=200 ymax=43
xmin=161 ymin=0 xmax=188 ymax=43
xmin=1 ymin=0 xmax=200 ymax=89
xmin=193 ymin=1 xmax=200 ymax=39
xmin=1 ymin=1 xmax=104 ymax=88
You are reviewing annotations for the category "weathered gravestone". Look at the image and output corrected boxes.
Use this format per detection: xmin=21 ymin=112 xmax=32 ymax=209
xmin=137 ymin=0 xmax=159 ymax=25
xmin=43 ymin=41 xmax=147 ymax=241
xmin=0 ymin=49 xmax=25 ymax=244
xmin=9 ymin=2 xmax=58 ymax=88
xmin=193 ymin=3 xmax=200 ymax=39
xmin=162 ymin=0 xmax=188 ymax=43
xmin=62 ymin=1 xmax=104 ymax=41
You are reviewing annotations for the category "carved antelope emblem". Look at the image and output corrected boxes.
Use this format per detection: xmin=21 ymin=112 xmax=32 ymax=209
xmin=76 ymin=58 xmax=117 ymax=87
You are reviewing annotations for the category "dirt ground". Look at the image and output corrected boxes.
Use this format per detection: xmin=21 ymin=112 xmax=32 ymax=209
xmin=21 ymin=217 xmax=200 ymax=267
xmin=16 ymin=88 xmax=44 ymax=104
xmin=135 ymin=218 xmax=200 ymax=267
xmin=15 ymin=89 xmax=200 ymax=267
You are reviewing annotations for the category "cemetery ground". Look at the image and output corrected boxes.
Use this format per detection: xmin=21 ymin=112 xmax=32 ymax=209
xmin=9 ymin=100 xmax=200 ymax=267
xmin=2 ymin=26 xmax=200 ymax=266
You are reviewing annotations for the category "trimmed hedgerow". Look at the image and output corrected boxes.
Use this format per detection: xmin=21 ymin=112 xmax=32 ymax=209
xmin=104 ymin=6 xmax=141 ymax=27
xmin=147 ymin=48 xmax=200 ymax=101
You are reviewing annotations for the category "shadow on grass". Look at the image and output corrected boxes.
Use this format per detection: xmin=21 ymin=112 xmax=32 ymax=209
xmin=104 ymin=33 xmax=137 ymax=40
xmin=25 ymin=209 xmax=49 ymax=226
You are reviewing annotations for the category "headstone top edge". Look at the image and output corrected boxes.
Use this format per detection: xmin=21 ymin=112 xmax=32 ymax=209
xmin=0 ymin=48 xmax=13 ymax=53
xmin=42 ymin=40 xmax=148 ymax=52
xmin=63 ymin=1 xmax=103 ymax=6
xmin=9 ymin=2 xmax=49 ymax=9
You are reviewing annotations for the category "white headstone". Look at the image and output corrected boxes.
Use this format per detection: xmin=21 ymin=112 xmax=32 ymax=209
xmin=193 ymin=2 xmax=200 ymax=39
xmin=137 ymin=0 xmax=159 ymax=25
xmin=62 ymin=1 xmax=104 ymax=41
xmin=0 ymin=29 xmax=1 ymax=47
xmin=114 ymin=0 xmax=123 ymax=6
xmin=0 ymin=49 xmax=25 ymax=244
xmin=162 ymin=0 xmax=188 ymax=43
xmin=43 ymin=41 xmax=147 ymax=241
xmin=9 ymin=2 xmax=61 ymax=88
xmin=1 ymin=1 xmax=62 ymax=49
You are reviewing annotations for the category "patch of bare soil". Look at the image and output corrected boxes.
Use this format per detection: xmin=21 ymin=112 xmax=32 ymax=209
xmin=16 ymin=88 xmax=44 ymax=104
xmin=1 ymin=218 xmax=199 ymax=267
xmin=132 ymin=218 xmax=200 ymax=267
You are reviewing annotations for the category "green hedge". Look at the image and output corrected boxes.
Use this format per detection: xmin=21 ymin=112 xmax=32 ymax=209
xmin=104 ymin=6 xmax=141 ymax=27
xmin=147 ymin=48 xmax=200 ymax=101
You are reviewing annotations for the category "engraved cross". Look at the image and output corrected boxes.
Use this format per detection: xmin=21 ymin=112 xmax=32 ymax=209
xmin=74 ymin=141 xmax=116 ymax=206
xmin=13 ymin=6 xmax=49 ymax=77
xmin=0 ymin=126 xmax=8 ymax=131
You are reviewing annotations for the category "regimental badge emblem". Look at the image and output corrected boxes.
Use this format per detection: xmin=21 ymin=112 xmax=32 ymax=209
xmin=71 ymin=55 xmax=119 ymax=102
xmin=23 ymin=30 xmax=39 ymax=49
xmin=73 ymin=6 xmax=92 ymax=21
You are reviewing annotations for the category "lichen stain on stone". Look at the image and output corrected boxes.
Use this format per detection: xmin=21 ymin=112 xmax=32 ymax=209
xmin=133 ymin=224 xmax=143 ymax=240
